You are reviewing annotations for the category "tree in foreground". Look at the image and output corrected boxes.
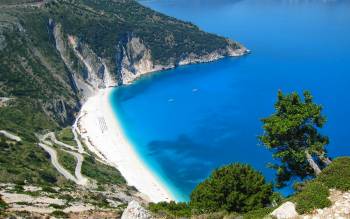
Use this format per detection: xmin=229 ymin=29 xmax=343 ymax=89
xmin=190 ymin=163 xmax=273 ymax=214
xmin=260 ymin=90 xmax=331 ymax=187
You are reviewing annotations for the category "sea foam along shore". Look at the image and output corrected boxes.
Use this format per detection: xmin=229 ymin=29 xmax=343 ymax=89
xmin=77 ymin=88 xmax=175 ymax=203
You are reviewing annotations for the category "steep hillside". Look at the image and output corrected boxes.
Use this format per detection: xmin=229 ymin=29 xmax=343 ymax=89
xmin=0 ymin=0 xmax=246 ymax=135
xmin=0 ymin=0 xmax=247 ymax=216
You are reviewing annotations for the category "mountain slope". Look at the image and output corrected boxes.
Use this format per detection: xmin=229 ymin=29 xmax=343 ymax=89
xmin=0 ymin=0 xmax=247 ymax=215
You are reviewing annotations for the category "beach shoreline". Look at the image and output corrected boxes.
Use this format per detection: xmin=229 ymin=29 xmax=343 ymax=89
xmin=76 ymin=88 xmax=175 ymax=203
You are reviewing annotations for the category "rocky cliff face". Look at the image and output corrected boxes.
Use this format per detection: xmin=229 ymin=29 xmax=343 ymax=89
xmin=52 ymin=23 xmax=247 ymax=98
xmin=116 ymin=33 xmax=248 ymax=85
xmin=51 ymin=20 xmax=117 ymax=101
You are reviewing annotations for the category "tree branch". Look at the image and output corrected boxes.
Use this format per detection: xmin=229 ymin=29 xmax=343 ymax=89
xmin=305 ymin=151 xmax=321 ymax=175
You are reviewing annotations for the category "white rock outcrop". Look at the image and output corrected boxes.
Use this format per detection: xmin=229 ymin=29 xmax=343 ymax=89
xmin=121 ymin=201 xmax=153 ymax=219
xmin=270 ymin=201 xmax=299 ymax=219
xmin=116 ymin=33 xmax=248 ymax=85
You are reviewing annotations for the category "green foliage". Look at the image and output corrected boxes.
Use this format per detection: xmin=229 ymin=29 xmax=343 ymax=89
xmin=0 ymin=0 xmax=38 ymax=5
xmin=149 ymin=201 xmax=191 ymax=218
xmin=192 ymin=211 xmax=238 ymax=219
xmin=56 ymin=127 xmax=77 ymax=147
xmin=88 ymin=193 xmax=110 ymax=208
xmin=42 ymin=186 xmax=58 ymax=194
xmin=260 ymin=90 xmax=329 ymax=187
xmin=0 ymin=19 xmax=77 ymax=127
xmin=57 ymin=149 xmax=76 ymax=176
xmin=316 ymin=157 xmax=350 ymax=191
xmin=293 ymin=181 xmax=331 ymax=214
xmin=82 ymin=155 xmax=126 ymax=185
xmin=48 ymin=204 xmax=65 ymax=209
xmin=0 ymin=99 xmax=57 ymax=141
xmin=190 ymin=163 xmax=273 ymax=214
xmin=51 ymin=210 xmax=68 ymax=218
xmin=43 ymin=0 xmax=235 ymax=66
xmin=0 ymin=136 xmax=64 ymax=185
xmin=243 ymin=207 xmax=274 ymax=219
xmin=0 ymin=194 xmax=7 ymax=212
xmin=286 ymin=157 xmax=350 ymax=214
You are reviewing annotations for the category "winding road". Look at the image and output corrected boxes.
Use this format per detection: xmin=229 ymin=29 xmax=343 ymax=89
xmin=43 ymin=132 xmax=78 ymax=152
xmin=38 ymin=132 xmax=89 ymax=186
xmin=64 ymin=150 xmax=88 ymax=185
xmin=38 ymin=143 xmax=78 ymax=183
xmin=0 ymin=130 xmax=21 ymax=142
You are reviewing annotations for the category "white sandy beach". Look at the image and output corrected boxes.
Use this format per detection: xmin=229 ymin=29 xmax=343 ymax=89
xmin=77 ymin=88 xmax=174 ymax=203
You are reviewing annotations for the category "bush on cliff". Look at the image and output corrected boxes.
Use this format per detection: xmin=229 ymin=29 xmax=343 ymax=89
xmin=149 ymin=201 xmax=191 ymax=218
xmin=293 ymin=181 xmax=331 ymax=214
xmin=316 ymin=156 xmax=350 ymax=191
xmin=190 ymin=163 xmax=273 ymax=214
xmin=291 ymin=157 xmax=350 ymax=214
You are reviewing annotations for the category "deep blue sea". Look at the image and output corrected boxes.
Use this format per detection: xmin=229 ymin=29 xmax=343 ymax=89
xmin=110 ymin=0 xmax=350 ymax=201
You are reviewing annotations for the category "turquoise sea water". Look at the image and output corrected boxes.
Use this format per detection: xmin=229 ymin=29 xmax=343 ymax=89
xmin=110 ymin=0 xmax=350 ymax=201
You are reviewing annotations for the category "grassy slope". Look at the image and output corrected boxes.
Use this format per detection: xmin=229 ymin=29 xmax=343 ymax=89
xmin=291 ymin=157 xmax=350 ymax=214
xmin=0 ymin=0 xmax=40 ymax=5
xmin=82 ymin=155 xmax=126 ymax=186
xmin=0 ymin=5 xmax=78 ymax=186
xmin=56 ymin=149 xmax=77 ymax=175
xmin=0 ymin=135 xmax=67 ymax=186
xmin=56 ymin=127 xmax=77 ymax=147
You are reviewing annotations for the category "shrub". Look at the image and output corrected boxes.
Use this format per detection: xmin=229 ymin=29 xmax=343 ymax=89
xmin=149 ymin=201 xmax=191 ymax=218
xmin=49 ymin=204 xmax=65 ymax=209
xmin=42 ymin=186 xmax=58 ymax=193
xmin=0 ymin=195 xmax=7 ymax=211
xmin=190 ymin=163 xmax=273 ymax=213
xmin=316 ymin=157 xmax=350 ymax=191
xmin=293 ymin=181 xmax=331 ymax=214
xmin=51 ymin=210 xmax=68 ymax=218
xmin=243 ymin=207 xmax=274 ymax=219
xmin=81 ymin=155 xmax=126 ymax=185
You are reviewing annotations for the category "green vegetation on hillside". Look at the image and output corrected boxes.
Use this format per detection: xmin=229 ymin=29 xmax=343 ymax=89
xmin=293 ymin=181 xmax=331 ymax=214
xmin=57 ymin=149 xmax=76 ymax=175
xmin=82 ymin=155 xmax=126 ymax=186
xmin=149 ymin=201 xmax=191 ymax=218
xmin=0 ymin=194 xmax=7 ymax=214
xmin=291 ymin=157 xmax=350 ymax=214
xmin=54 ymin=127 xmax=126 ymax=185
xmin=48 ymin=0 xmax=231 ymax=65
xmin=316 ymin=156 xmax=350 ymax=191
xmin=0 ymin=0 xmax=40 ymax=5
xmin=0 ymin=135 xmax=67 ymax=185
xmin=149 ymin=164 xmax=274 ymax=218
xmin=0 ymin=99 xmax=57 ymax=142
xmin=190 ymin=164 xmax=273 ymax=214
xmin=56 ymin=127 xmax=77 ymax=147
